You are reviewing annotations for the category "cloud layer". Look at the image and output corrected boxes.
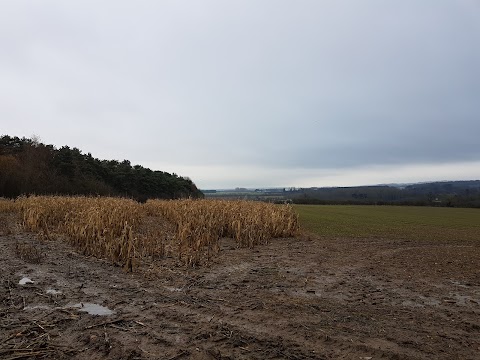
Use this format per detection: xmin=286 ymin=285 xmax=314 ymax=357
xmin=2 ymin=1 xmax=479 ymax=188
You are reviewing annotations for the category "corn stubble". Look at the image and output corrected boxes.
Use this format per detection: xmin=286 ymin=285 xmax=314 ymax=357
xmin=2 ymin=196 xmax=299 ymax=269
xmin=0 ymin=198 xmax=17 ymax=213
xmin=145 ymin=199 xmax=299 ymax=266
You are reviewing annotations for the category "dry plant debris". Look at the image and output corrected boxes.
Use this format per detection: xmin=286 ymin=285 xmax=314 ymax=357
xmin=0 ymin=196 xmax=299 ymax=269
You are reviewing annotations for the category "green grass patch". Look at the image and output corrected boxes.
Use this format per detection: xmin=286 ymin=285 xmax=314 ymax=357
xmin=295 ymin=205 xmax=480 ymax=241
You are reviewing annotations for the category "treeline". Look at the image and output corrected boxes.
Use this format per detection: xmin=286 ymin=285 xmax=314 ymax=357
xmin=0 ymin=135 xmax=203 ymax=200
xmin=291 ymin=182 xmax=480 ymax=208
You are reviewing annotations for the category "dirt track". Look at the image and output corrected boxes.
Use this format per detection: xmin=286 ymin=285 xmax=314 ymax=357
xmin=1 ymin=222 xmax=480 ymax=359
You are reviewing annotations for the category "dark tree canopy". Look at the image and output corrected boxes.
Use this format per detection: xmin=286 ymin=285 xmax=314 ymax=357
xmin=0 ymin=135 xmax=203 ymax=200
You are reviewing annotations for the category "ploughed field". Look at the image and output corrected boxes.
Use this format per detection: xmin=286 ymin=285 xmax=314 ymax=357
xmin=1 ymin=199 xmax=479 ymax=359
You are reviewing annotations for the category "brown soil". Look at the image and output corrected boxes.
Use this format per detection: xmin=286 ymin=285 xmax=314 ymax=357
xmin=1 ymin=217 xmax=479 ymax=359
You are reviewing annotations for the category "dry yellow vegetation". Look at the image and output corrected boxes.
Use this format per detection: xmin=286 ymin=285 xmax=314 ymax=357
xmin=145 ymin=199 xmax=299 ymax=266
xmin=0 ymin=196 xmax=299 ymax=269
xmin=15 ymin=196 xmax=141 ymax=271
xmin=0 ymin=197 xmax=17 ymax=213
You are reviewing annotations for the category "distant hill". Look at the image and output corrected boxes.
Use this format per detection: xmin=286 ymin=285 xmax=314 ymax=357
xmin=0 ymin=135 xmax=203 ymax=200
xmin=204 ymin=181 xmax=480 ymax=208
xmin=290 ymin=181 xmax=480 ymax=208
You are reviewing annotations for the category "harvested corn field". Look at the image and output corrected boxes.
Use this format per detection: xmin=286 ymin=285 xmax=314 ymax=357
xmin=1 ymin=201 xmax=479 ymax=359
xmin=145 ymin=199 xmax=298 ymax=266
xmin=5 ymin=196 xmax=299 ymax=269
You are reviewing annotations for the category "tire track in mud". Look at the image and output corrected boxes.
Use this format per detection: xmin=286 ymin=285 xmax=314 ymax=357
xmin=119 ymin=281 xmax=433 ymax=360
xmin=2 ymin=225 xmax=480 ymax=359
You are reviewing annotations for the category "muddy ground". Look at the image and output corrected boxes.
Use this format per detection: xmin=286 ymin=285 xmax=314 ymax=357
xmin=1 ymin=216 xmax=479 ymax=359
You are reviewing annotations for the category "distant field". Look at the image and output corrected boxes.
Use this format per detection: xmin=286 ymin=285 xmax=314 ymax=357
xmin=295 ymin=204 xmax=480 ymax=241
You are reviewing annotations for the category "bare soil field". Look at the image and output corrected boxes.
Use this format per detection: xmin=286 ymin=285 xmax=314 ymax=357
xmin=1 ymin=216 xmax=479 ymax=359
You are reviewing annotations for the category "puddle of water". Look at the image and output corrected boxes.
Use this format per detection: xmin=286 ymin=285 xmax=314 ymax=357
xmin=19 ymin=277 xmax=33 ymax=285
xmin=401 ymin=300 xmax=424 ymax=308
xmin=23 ymin=302 xmax=114 ymax=316
xmin=418 ymin=295 xmax=441 ymax=306
xmin=46 ymin=289 xmax=62 ymax=295
xmin=450 ymin=280 xmax=473 ymax=289
xmin=68 ymin=303 xmax=115 ymax=316
xmin=165 ymin=286 xmax=183 ymax=292
xmin=24 ymin=305 xmax=51 ymax=311
xmin=453 ymin=294 xmax=478 ymax=306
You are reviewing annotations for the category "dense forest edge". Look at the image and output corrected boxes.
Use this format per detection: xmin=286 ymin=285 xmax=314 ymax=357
xmin=0 ymin=135 xmax=203 ymax=200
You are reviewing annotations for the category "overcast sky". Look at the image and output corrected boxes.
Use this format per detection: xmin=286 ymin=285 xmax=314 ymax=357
xmin=1 ymin=1 xmax=480 ymax=189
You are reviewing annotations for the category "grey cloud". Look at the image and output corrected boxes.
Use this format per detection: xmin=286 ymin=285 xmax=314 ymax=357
xmin=1 ymin=1 xmax=479 ymax=187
